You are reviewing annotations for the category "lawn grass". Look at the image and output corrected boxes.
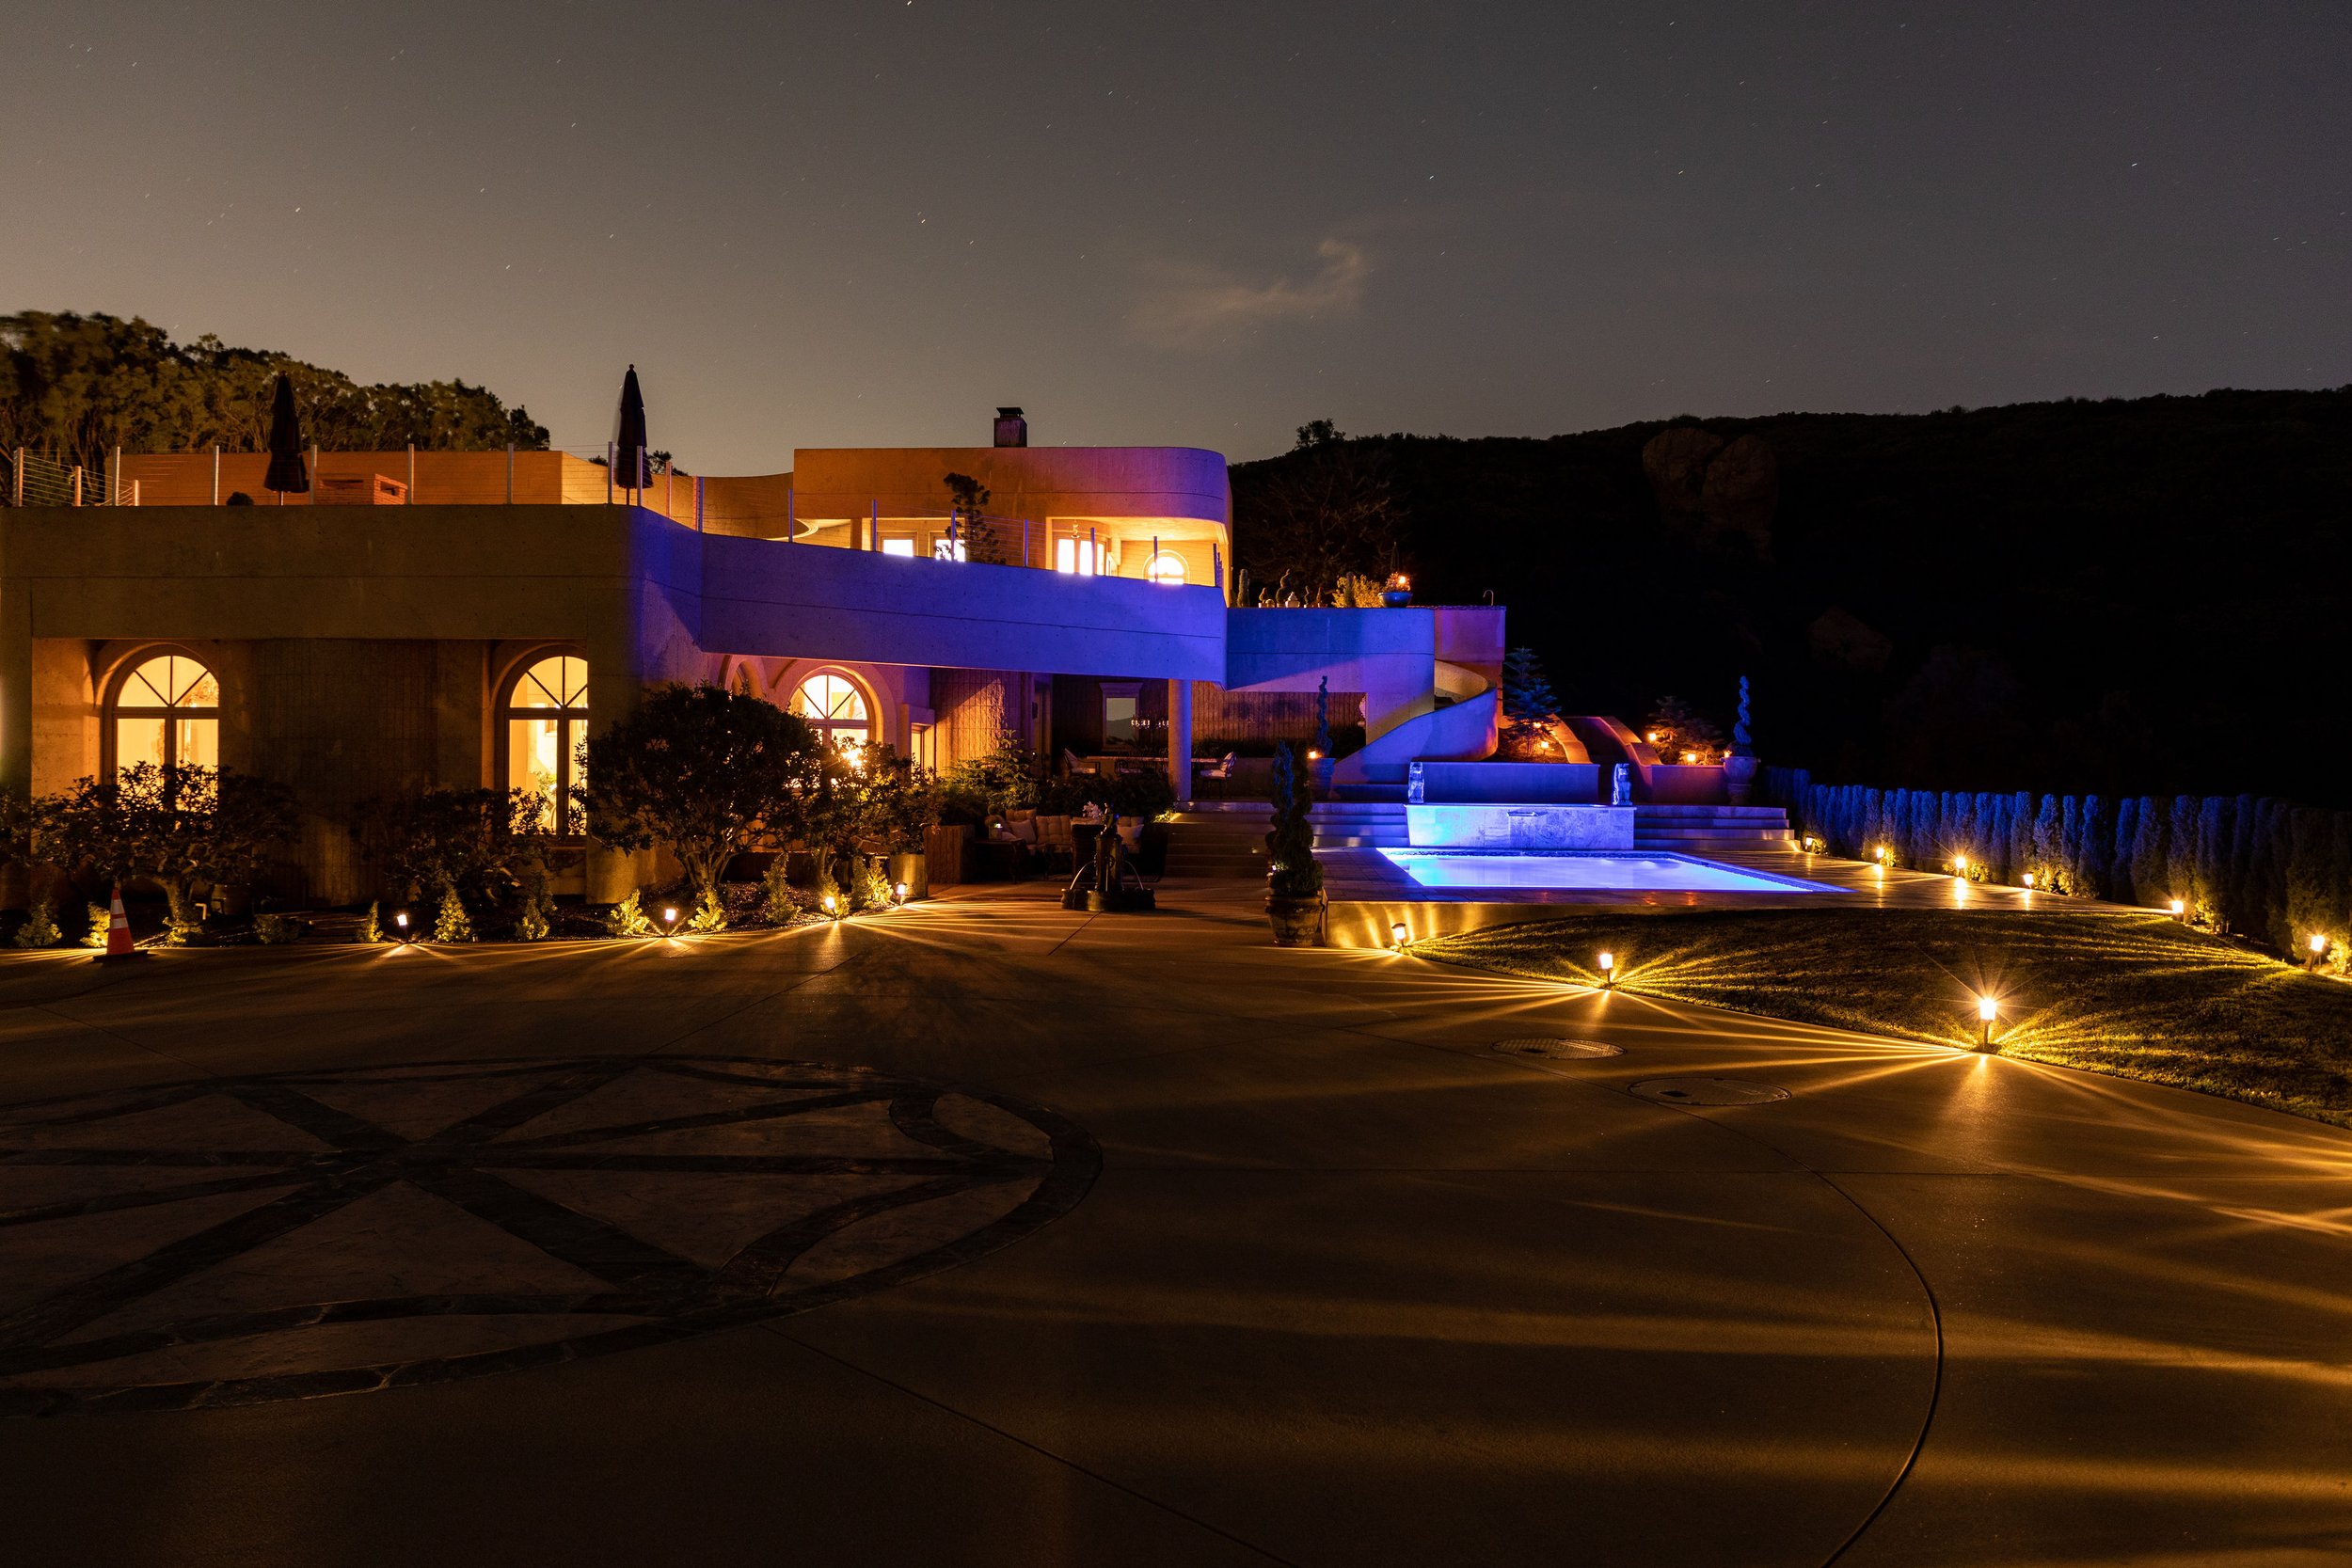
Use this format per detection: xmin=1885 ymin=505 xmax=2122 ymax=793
xmin=1416 ymin=908 xmax=2352 ymax=1129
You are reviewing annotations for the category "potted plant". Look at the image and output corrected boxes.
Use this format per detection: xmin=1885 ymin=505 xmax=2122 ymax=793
xmin=857 ymin=744 xmax=940 ymax=900
xmin=1722 ymin=675 xmax=1759 ymax=805
xmin=1263 ymin=744 xmax=1324 ymax=945
xmin=1381 ymin=572 xmax=1413 ymax=608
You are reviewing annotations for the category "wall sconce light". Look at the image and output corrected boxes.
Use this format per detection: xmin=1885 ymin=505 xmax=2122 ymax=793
xmin=1976 ymin=993 xmax=1999 ymax=1051
xmin=1597 ymin=951 xmax=1615 ymax=989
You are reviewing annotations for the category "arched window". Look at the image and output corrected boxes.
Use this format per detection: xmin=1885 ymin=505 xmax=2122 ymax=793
xmin=111 ymin=654 xmax=219 ymax=774
xmin=792 ymin=672 xmax=871 ymax=760
xmin=502 ymin=655 xmax=589 ymax=833
xmin=1144 ymin=552 xmax=1187 ymax=586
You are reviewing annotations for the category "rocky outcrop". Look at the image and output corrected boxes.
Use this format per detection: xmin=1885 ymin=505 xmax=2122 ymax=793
xmin=1641 ymin=426 xmax=1777 ymax=557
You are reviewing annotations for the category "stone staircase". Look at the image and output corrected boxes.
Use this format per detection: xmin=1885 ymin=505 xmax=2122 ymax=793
xmin=1631 ymin=804 xmax=1794 ymax=849
xmin=1163 ymin=801 xmax=1410 ymax=877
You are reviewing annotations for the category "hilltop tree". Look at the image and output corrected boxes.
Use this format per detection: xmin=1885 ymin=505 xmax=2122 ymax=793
xmin=1500 ymin=647 xmax=1563 ymax=759
xmin=1232 ymin=433 xmax=1404 ymax=601
xmin=943 ymin=471 xmax=1007 ymax=564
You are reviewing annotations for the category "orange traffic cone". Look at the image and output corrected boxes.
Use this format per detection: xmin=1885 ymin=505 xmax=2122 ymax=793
xmin=94 ymin=884 xmax=147 ymax=963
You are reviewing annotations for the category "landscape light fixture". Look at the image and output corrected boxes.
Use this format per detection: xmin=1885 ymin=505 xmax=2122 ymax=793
xmin=2023 ymin=872 xmax=2036 ymax=890
xmin=661 ymin=905 xmax=679 ymax=934
xmin=392 ymin=911 xmax=409 ymax=942
xmin=2169 ymin=897 xmax=2186 ymax=919
xmin=1597 ymin=951 xmax=1615 ymax=989
xmin=1873 ymin=846 xmax=1888 ymax=865
xmin=1953 ymin=855 xmax=1969 ymax=878
xmin=1976 ymin=994 xmax=1999 ymax=1051
xmin=1390 ymin=920 xmax=1410 ymax=949
xmin=894 ymin=881 xmax=909 ymax=907
xmin=821 ymin=894 xmax=839 ymax=918
xmin=2309 ymin=933 xmax=2328 ymax=970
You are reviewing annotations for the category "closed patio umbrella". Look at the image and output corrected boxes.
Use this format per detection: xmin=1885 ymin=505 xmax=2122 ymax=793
xmin=613 ymin=365 xmax=649 ymax=499
xmin=262 ymin=372 xmax=309 ymax=503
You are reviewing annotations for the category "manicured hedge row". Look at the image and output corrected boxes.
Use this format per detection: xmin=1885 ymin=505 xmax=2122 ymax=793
xmin=1763 ymin=767 xmax=2352 ymax=951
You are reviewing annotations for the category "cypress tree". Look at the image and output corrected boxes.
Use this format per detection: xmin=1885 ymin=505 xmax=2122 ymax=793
xmin=2194 ymin=797 xmax=2231 ymax=927
xmin=2073 ymin=795 xmax=2108 ymax=900
xmin=2128 ymin=796 xmax=2168 ymax=909
xmin=1862 ymin=789 xmax=1885 ymax=859
xmin=2010 ymin=791 xmax=2036 ymax=881
xmin=2168 ymin=796 xmax=2201 ymax=905
xmin=2111 ymin=797 xmax=2140 ymax=905
xmin=2032 ymin=795 xmax=2064 ymax=891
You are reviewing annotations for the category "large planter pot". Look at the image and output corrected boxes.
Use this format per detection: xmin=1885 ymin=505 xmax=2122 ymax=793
xmin=887 ymin=851 xmax=929 ymax=902
xmin=1722 ymin=753 xmax=1759 ymax=807
xmin=1265 ymin=893 xmax=1324 ymax=947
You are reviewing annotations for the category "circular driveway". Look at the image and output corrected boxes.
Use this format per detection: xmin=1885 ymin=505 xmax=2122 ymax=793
xmin=0 ymin=886 xmax=2344 ymax=1566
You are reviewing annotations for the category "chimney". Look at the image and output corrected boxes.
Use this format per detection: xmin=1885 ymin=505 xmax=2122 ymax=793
xmin=993 ymin=407 xmax=1027 ymax=448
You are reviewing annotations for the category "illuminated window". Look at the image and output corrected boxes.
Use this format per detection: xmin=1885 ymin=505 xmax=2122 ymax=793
xmin=931 ymin=537 xmax=967 ymax=562
xmin=1054 ymin=536 xmax=1100 ymax=576
xmin=881 ymin=535 xmax=917 ymax=558
xmin=1144 ymin=552 xmax=1187 ymax=585
xmin=793 ymin=672 xmax=871 ymax=760
xmin=110 ymin=654 xmax=219 ymax=774
xmin=502 ymin=655 xmax=589 ymax=833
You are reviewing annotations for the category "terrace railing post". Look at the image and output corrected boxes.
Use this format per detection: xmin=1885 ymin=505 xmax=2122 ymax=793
xmin=695 ymin=474 xmax=705 ymax=532
xmin=506 ymin=444 xmax=514 ymax=504
xmin=72 ymin=466 xmax=82 ymax=507
xmin=408 ymin=442 xmax=416 ymax=503
xmin=606 ymin=442 xmax=614 ymax=505
xmin=113 ymin=446 xmax=121 ymax=506
xmin=12 ymin=448 xmax=23 ymax=507
xmin=212 ymin=445 xmax=220 ymax=505
xmin=310 ymin=444 xmax=319 ymax=506
xmin=1022 ymin=518 xmax=1031 ymax=568
xmin=786 ymin=488 xmax=794 ymax=543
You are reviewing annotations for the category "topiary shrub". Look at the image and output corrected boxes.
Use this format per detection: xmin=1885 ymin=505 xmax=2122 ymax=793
xmin=433 ymin=886 xmax=475 ymax=942
xmin=254 ymin=913 xmax=304 ymax=945
xmin=14 ymin=902 xmax=61 ymax=948
xmin=514 ymin=893 xmax=552 ymax=942
xmin=1264 ymin=744 xmax=1323 ymax=900
xmin=603 ymin=889 xmax=655 ymax=938
xmin=686 ymin=887 xmax=728 ymax=933
xmin=361 ymin=900 xmax=386 ymax=942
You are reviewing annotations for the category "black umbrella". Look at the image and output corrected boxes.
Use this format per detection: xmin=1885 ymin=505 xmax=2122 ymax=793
xmin=613 ymin=365 xmax=649 ymax=496
xmin=262 ymin=372 xmax=310 ymax=500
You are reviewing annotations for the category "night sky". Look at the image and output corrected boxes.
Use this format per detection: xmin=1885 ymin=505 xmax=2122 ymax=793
xmin=7 ymin=2 xmax=2346 ymax=469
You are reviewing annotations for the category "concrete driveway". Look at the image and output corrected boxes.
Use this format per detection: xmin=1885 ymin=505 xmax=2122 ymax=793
xmin=1 ymin=884 xmax=2346 ymax=1565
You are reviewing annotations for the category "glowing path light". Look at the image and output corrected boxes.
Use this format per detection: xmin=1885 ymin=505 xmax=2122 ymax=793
xmin=1977 ymin=993 xmax=1999 ymax=1052
xmin=1597 ymin=951 xmax=1615 ymax=989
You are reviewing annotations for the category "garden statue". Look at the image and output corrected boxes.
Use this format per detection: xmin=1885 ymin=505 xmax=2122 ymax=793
xmin=1611 ymin=762 xmax=1632 ymax=807
xmin=1724 ymin=675 xmax=1760 ymax=805
xmin=1407 ymin=760 xmax=1425 ymax=806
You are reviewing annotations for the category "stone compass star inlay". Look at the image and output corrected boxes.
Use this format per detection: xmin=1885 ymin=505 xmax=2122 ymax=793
xmin=0 ymin=1055 xmax=1098 ymax=1416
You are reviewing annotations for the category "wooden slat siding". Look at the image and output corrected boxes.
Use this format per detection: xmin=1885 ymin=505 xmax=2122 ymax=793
xmin=933 ymin=670 xmax=1016 ymax=771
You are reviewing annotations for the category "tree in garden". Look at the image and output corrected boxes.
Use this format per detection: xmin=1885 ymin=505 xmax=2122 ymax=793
xmin=351 ymin=786 xmax=559 ymax=909
xmin=855 ymin=744 xmax=942 ymax=857
xmin=1499 ymin=647 xmax=1562 ymax=759
xmin=2110 ymin=797 xmax=2141 ymax=904
xmin=39 ymin=765 xmax=295 ymax=937
xmin=2073 ymin=795 xmax=2110 ymax=900
xmin=579 ymin=683 xmax=823 ymax=899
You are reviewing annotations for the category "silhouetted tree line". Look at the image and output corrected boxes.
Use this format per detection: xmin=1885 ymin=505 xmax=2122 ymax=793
xmin=0 ymin=311 xmax=548 ymax=477
xmin=1767 ymin=766 xmax=2352 ymax=958
xmin=1232 ymin=388 xmax=2352 ymax=806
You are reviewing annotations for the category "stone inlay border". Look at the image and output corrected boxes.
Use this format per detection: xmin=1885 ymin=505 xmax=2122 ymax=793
xmin=0 ymin=1056 xmax=1099 ymax=1417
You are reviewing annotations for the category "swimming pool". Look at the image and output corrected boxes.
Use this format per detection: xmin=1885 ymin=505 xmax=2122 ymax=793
xmin=1376 ymin=849 xmax=1841 ymax=894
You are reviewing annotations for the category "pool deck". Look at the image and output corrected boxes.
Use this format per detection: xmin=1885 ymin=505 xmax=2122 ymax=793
xmin=1317 ymin=845 xmax=2123 ymax=946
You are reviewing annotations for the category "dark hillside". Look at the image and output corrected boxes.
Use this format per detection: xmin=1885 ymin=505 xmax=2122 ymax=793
xmin=1233 ymin=388 xmax=2352 ymax=804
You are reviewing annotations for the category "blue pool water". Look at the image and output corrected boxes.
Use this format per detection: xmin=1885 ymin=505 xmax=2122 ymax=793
xmin=1377 ymin=849 xmax=1840 ymax=894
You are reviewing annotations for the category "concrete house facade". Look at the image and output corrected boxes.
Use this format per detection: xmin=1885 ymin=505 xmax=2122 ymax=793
xmin=1 ymin=422 xmax=1512 ymax=904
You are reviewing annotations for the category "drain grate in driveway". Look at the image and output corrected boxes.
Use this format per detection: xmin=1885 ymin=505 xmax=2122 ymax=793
xmin=1629 ymin=1077 xmax=1790 ymax=1106
xmin=1494 ymin=1037 xmax=1623 ymax=1060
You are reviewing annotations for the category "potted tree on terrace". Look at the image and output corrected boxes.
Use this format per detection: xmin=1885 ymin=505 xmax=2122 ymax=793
xmin=1263 ymin=743 xmax=1324 ymax=946
xmin=578 ymin=682 xmax=823 ymax=930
